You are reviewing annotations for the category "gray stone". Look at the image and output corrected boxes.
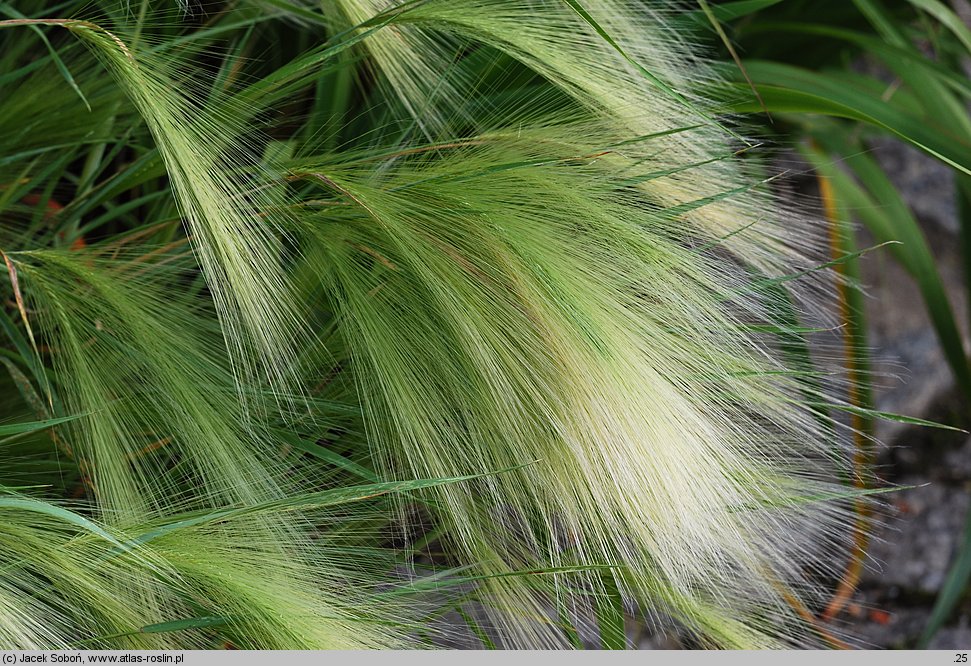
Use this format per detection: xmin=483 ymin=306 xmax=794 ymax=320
xmin=864 ymin=481 xmax=969 ymax=596
xmin=869 ymin=137 xmax=958 ymax=234
xmin=929 ymin=622 xmax=971 ymax=650
xmin=942 ymin=438 xmax=971 ymax=482
xmin=849 ymin=606 xmax=928 ymax=649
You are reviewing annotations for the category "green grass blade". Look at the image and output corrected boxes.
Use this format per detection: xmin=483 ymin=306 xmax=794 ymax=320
xmin=923 ymin=519 xmax=971 ymax=645
xmin=725 ymin=62 xmax=971 ymax=175
xmin=685 ymin=0 xmax=785 ymax=24
xmin=0 ymin=4 xmax=90 ymax=111
xmin=903 ymin=0 xmax=971 ymax=54
xmin=808 ymin=403 xmax=965 ymax=432
xmin=594 ymin=574 xmax=627 ymax=650
xmin=0 ymin=494 xmax=127 ymax=549
xmin=131 ymin=465 xmax=534 ymax=548
xmin=140 ymin=616 xmax=230 ymax=635
xmin=274 ymin=430 xmax=379 ymax=482
xmin=0 ymin=414 xmax=81 ymax=436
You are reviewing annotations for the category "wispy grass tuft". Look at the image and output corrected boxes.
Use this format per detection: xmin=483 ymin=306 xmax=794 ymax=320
xmin=0 ymin=0 xmax=873 ymax=650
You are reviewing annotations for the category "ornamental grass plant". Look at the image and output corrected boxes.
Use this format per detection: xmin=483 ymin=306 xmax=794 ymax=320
xmin=1 ymin=0 xmax=942 ymax=649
